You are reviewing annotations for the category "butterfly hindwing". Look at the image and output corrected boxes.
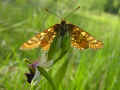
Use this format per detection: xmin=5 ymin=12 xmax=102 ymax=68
xmin=70 ymin=25 xmax=103 ymax=50
xmin=20 ymin=25 xmax=58 ymax=51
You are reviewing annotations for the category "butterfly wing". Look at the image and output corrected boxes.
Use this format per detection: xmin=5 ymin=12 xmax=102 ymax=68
xmin=69 ymin=24 xmax=103 ymax=50
xmin=20 ymin=24 xmax=59 ymax=51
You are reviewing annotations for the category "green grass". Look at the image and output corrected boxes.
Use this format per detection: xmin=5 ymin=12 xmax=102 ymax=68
xmin=0 ymin=0 xmax=120 ymax=90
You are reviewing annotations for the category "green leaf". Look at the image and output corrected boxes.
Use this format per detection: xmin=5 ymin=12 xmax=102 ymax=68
xmin=54 ymin=49 xmax=73 ymax=86
xmin=48 ymin=31 xmax=71 ymax=64
xmin=37 ymin=66 xmax=56 ymax=90
xmin=48 ymin=36 xmax=62 ymax=61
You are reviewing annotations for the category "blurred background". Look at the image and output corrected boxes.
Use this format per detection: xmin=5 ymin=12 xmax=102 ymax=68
xmin=0 ymin=0 xmax=120 ymax=90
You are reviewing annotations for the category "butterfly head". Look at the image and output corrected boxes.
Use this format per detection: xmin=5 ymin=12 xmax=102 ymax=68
xmin=61 ymin=20 xmax=66 ymax=25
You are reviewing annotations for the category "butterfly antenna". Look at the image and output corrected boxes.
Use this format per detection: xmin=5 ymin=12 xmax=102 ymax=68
xmin=45 ymin=8 xmax=61 ymax=19
xmin=64 ymin=6 xmax=80 ymax=19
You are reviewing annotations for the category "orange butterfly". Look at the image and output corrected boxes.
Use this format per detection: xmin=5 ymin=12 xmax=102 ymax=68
xmin=20 ymin=20 xmax=103 ymax=51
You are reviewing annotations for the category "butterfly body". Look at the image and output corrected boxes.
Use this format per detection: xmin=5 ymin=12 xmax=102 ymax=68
xmin=59 ymin=20 xmax=67 ymax=36
xmin=20 ymin=20 xmax=103 ymax=51
xmin=53 ymin=20 xmax=69 ymax=37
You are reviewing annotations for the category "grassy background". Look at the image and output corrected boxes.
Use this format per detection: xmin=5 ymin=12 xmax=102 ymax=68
xmin=0 ymin=0 xmax=120 ymax=90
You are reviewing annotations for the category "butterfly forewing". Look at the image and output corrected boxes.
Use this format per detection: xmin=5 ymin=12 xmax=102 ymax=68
xmin=20 ymin=25 xmax=57 ymax=51
xmin=20 ymin=20 xmax=103 ymax=51
xmin=70 ymin=25 xmax=103 ymax=50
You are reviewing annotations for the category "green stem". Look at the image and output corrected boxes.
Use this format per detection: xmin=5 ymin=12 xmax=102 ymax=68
xmin=37 ymin=66 xmax=56 ymax=90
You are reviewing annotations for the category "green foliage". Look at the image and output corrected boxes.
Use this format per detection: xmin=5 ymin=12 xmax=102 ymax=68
xmin=37 ymin=66 xmax=56 ymax=90
xmin=0 ymin=0 xmax=120 ymax=90
xmin=104 ymin=0 xmax=120 ymax=14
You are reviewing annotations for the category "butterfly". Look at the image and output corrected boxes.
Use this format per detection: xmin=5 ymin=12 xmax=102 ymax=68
xmin=20 ymin=20 xmax=103 ymax=51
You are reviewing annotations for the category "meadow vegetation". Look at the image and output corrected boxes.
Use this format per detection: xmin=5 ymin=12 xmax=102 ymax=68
xmin=0 ymin=0 xmax=120 ymax=90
